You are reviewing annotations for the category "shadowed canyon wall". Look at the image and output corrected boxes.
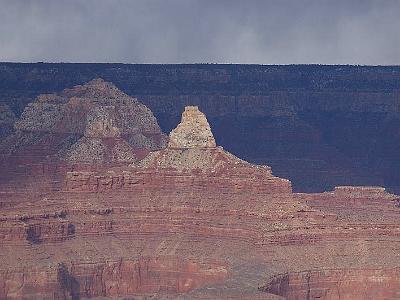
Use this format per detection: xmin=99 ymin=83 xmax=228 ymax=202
xmin=1 ymin=63 xmax=400 ymax=193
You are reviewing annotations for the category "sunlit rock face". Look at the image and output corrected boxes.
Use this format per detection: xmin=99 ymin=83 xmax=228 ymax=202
xmin=168 ymin=106 xmax=216 ymax=149
xmin=0 ymin=78 xmax=167 ymax=162
xmin=14 ymin=78 xmax=163 ymax=137
xmin=64 ymin=106 xmax=137 ymax=163
xmin=135 ymin=106 xmax=293 ymax=197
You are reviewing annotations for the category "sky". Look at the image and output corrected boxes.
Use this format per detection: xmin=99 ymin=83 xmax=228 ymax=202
xmin=0 ymin=0 xmax=399 ymax=65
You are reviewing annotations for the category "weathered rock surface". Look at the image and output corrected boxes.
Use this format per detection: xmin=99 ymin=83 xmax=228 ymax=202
xmin=168 ymin=106 xmax=216 ymax=148
xmin=64 ymin=106 xmax=138 ymax=163
xmin=1 ymin=106 xmax=400 ymax=299
xmin=261 ymin=268 xmax=400 ymax=300
xmin=0 ymin=78 xmax=167 ymax=162
xmin=0 ymin=257 xmax=228 ymax=299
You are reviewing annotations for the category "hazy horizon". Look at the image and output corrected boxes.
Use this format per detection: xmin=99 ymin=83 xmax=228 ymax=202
xmin=2 ymin=62 xmax=400 ymax=67
xmin=1 ymin=0 xmax=399 ymax=65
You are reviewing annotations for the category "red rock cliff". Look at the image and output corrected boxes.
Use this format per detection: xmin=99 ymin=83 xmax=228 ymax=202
xmin=1 ymin=105 xmax=400 ymax=299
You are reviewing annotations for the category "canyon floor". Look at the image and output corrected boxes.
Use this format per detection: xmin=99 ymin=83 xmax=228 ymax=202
xmin=1 ymin=80 xmax=400 ymax=299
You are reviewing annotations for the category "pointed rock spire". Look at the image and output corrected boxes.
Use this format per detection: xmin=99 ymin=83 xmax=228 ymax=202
xmin=168 ymin=106 xmax=216 ymax=148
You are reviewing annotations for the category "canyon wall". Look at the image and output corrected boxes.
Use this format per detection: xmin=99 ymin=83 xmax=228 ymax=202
xmin=261 ymin=268 xmax=400 ymax=300
xmin=2 ymin=97 xmax=400 ymax=299
xmin=0 ymin=104 xmax=304 ymax=299
xmin=1 ymin=63 xmax=400 ymax=192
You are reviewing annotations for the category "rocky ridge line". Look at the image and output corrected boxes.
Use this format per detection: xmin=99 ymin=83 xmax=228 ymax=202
xmin=1 ymin=78 xmax=167 ymax=163
xmin=137 ymin=106 xmax=268 ymax=173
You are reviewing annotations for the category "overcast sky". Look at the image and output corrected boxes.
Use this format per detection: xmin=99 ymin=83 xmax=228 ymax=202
xmin=0 ymin=0 xmax=399 ymax=65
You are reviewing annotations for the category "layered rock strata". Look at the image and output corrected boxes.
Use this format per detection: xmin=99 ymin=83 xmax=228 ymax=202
xmin=0 ymin=78 xmax=167 ymax=162
xmin=1 ymin=106 xmax=400 ymax=299
xmin=261 ymin=268 xmax=400 ymax=300
xmin=64 ymin=106 xmax=138 ymax=163
xmin=2 ymin=63 xmax=400 ymax=192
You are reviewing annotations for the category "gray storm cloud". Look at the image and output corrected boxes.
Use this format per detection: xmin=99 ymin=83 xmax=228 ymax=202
xmin=0 ymin=0 xmax=399 ymax=64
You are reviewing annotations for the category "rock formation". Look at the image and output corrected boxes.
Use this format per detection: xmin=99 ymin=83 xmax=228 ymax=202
xmin=1 ymin=106 xmax=400 ymax=299
xmin=261 ymin=268 xmax=400 ymax=300
xmin=2 ymin=63 xmax=400 ymax=193
xmin=168 ymin=106 xmax=216 ymax=148
xmin=0 ymin=78 xmax=167 ymax=162
xmin=64 ymin=106 xmax=138 ymax=163
xmin=139 ymin=106 xmax=250 ymax=171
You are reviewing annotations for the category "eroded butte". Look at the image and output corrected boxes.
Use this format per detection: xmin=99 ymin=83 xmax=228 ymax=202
xmin=1 ymin=80 xmax=400 ymax=300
